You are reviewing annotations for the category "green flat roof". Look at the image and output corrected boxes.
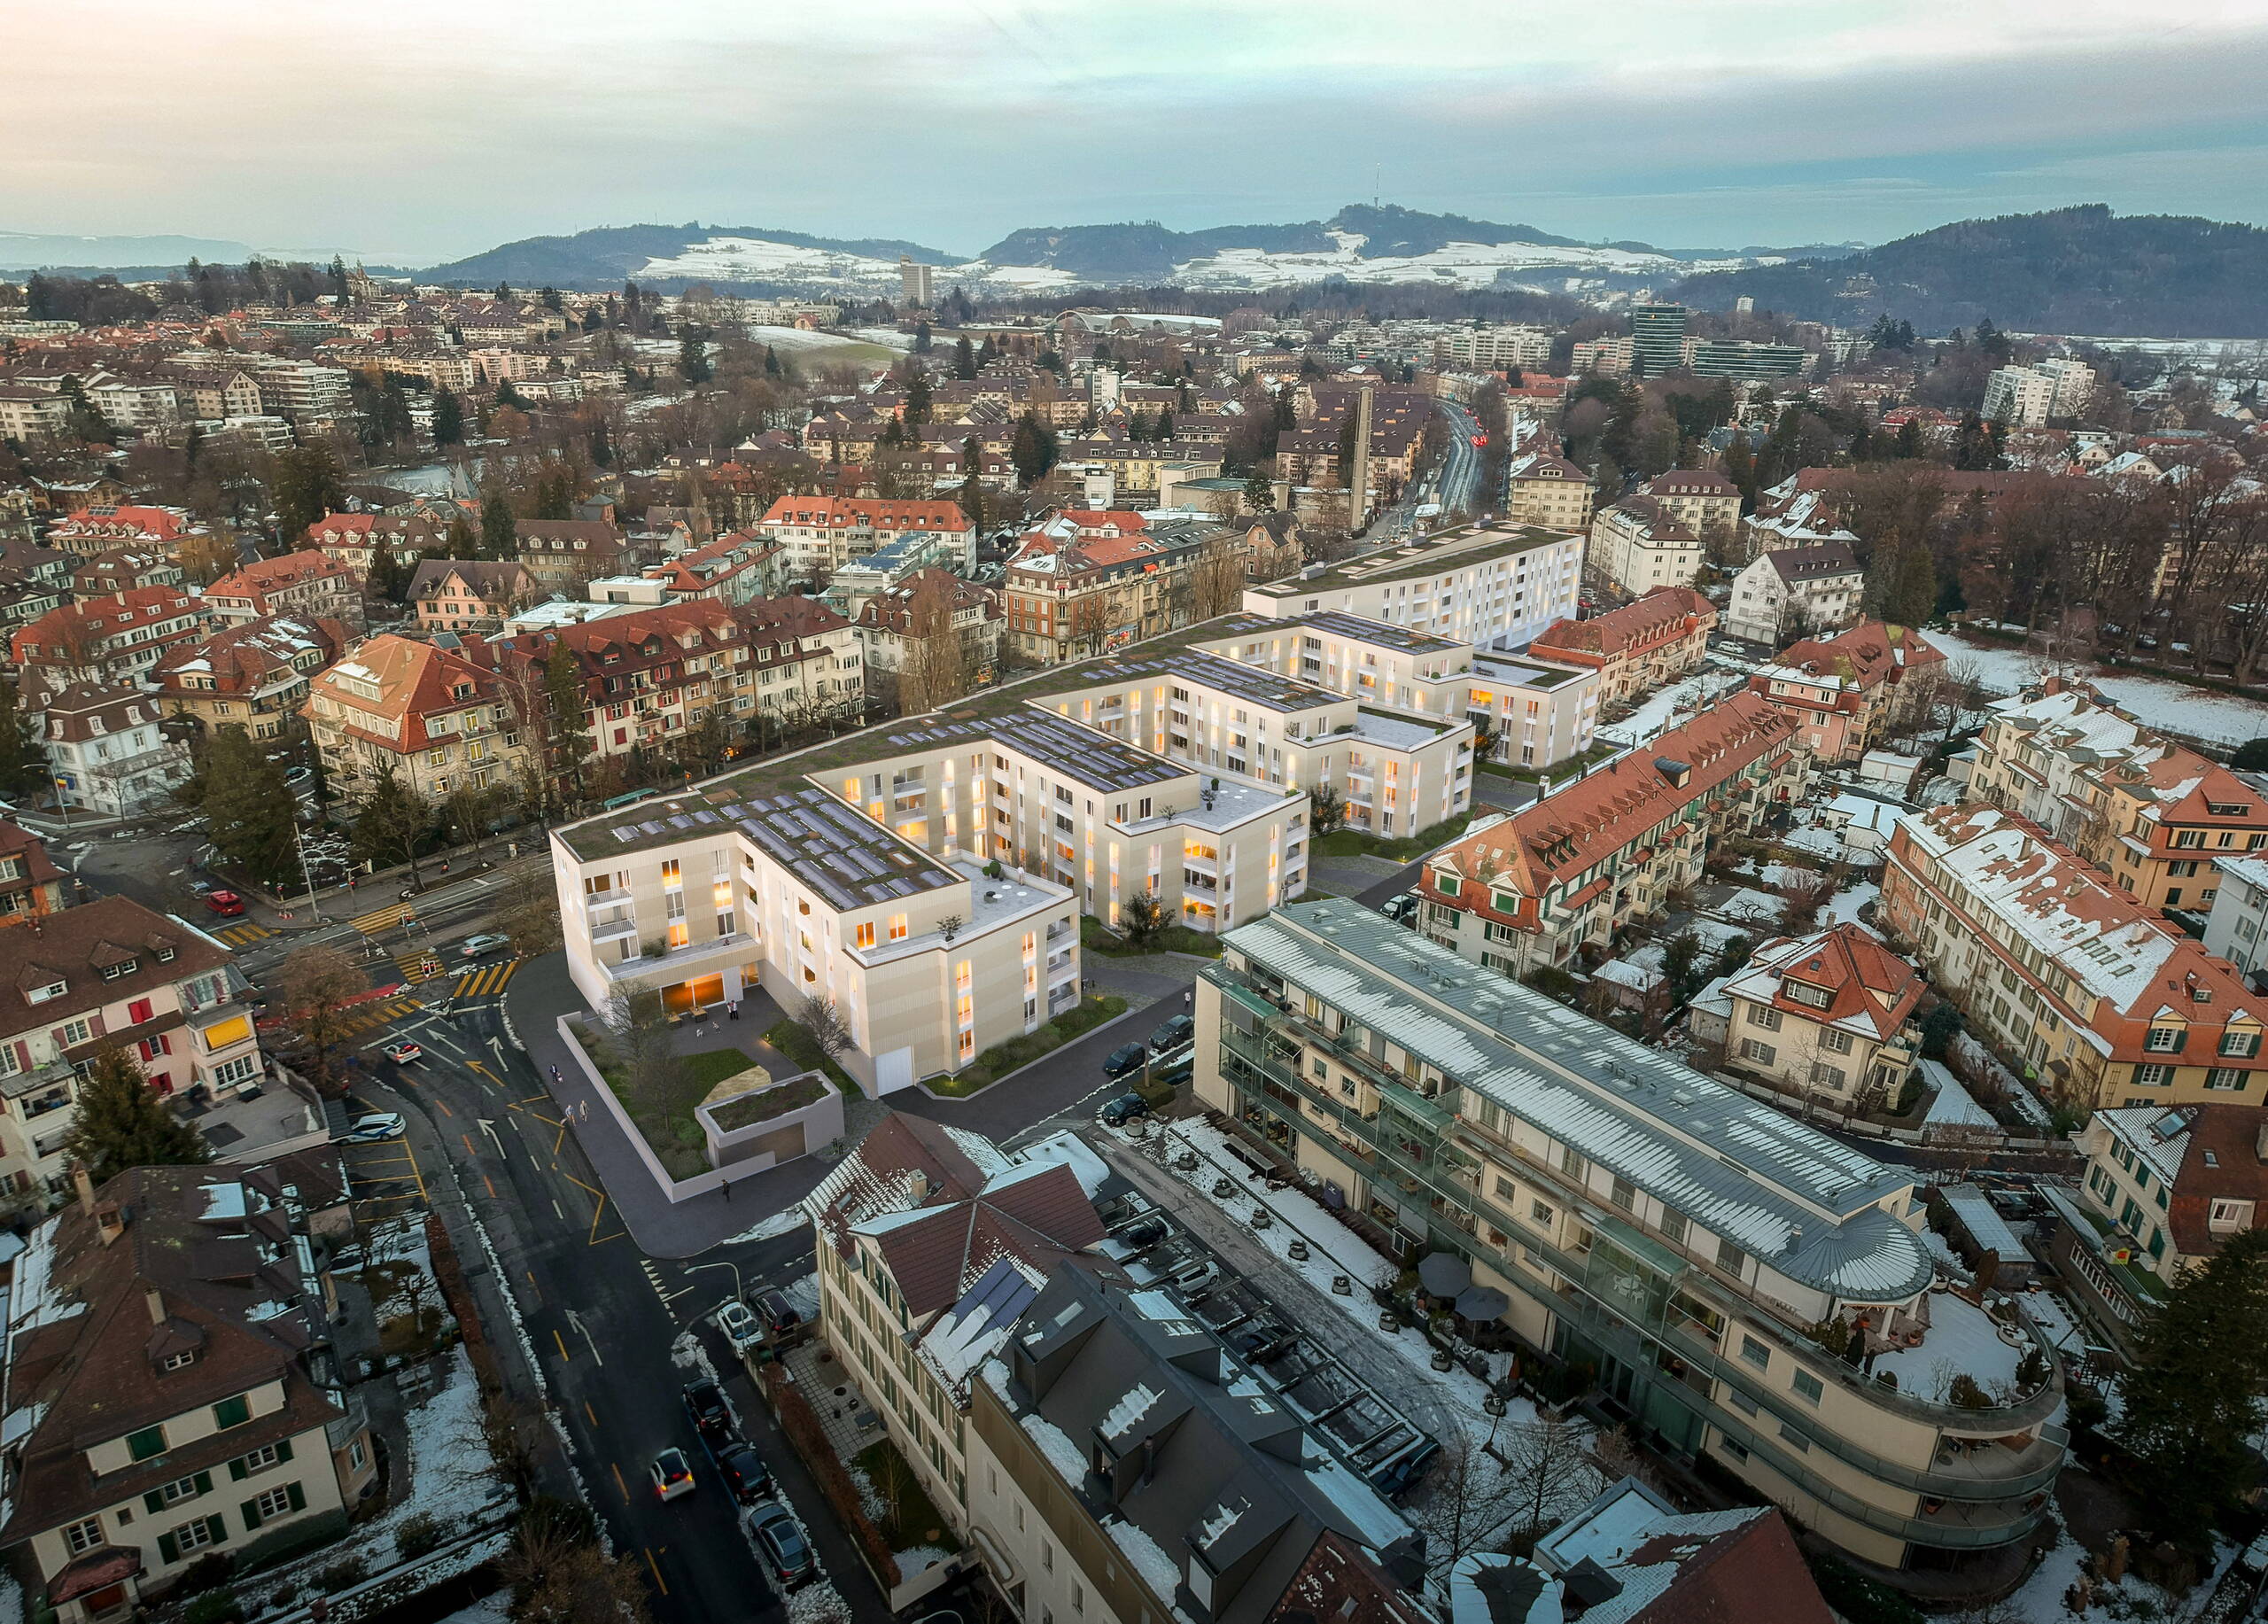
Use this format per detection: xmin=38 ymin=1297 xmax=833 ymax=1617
xmin=1247 ymin=524 xmax=1570 ymax=596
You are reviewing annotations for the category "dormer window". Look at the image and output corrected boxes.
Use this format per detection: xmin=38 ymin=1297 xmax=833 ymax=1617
xmin=1783 ymin=980 xmax=1833 ymax=1010
xmin=101 ymin=959 xmax=137 ymax=981
xmin=2146 ymin=1025 xmax=2184 ymax=1053
xmin=155 ymin=946 xmax=175 ymax=963
xmin=27 ymin=979 xmax=66 ymax=1004
xmin=162 ymin=1349 xmax=196 ymax=1371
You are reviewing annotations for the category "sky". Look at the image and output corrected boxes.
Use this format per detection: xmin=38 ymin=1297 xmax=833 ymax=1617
xmin=5 ymin=0 xmax=2267 ymax=266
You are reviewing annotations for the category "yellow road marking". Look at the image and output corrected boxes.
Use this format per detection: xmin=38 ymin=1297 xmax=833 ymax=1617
xmin=643 ymin=1548 xmax=668 ymax=1596
xmin=553 ymin=1327 xmax=571 ymax=1362
xmin=610 ymin=1461 xmax=628 ymax=1502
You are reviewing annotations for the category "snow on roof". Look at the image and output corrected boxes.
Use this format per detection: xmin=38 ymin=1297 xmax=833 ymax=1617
xmin=1228 ymin=902 xmax=1930 ymax=1300
xmin=1013 ymin=1130 xmax=1112 ymax=1199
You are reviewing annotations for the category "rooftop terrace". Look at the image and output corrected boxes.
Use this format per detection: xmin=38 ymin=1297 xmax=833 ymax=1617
xmin=1245 ymin=524 xmax=1570 ymax=598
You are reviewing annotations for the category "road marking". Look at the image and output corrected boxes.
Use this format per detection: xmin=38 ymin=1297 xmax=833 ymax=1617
xmin=565 ymin=1307 xmax=605 ymax=1365
xmin=432 ymin=1099 xmax=454 ymax=1119
xmin=610 ymin=1461 xmax=629 ymax=1502
xmin=552 ymin=1327 xmax=571 ymax=1362
xmin=551 ymin=1199 xmax=564 ymax=1220
xmin=559 ymin=1169 xmax=605 ymax=1199
xmin=478 ymin=1118 xmax=505 ymax=1158
xmin=588 ymin=1191 xmax=620 ymax=1246
xmin=584 ymin=1400 xmax=599 ymax=1429
xmin=483 ymin=1174 xmax=498 ymax=1200
xmin=642 ymin=1548 xmax=669 ymax=1597
xmin=460 ymin=1132 xmax=477 ymax=1156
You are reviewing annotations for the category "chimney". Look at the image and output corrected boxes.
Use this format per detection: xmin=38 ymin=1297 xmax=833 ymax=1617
xmin=907 ymin=1169 xmax=931 ymax=1201
xmin=2255 ymin=1121 xmax=2268 ymax=1166
xmin=96 ymin=1203 xmax=126 ymax=1246
xmin=145 ymin=1286 xmax=167 ymax=1325
xmin=73 ymin=1162 xmax=97 ymax=1215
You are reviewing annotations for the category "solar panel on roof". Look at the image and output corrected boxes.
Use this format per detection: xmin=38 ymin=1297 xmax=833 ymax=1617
xmin=612 ymin=828 xmax=637 ymax=843
xmin=638 ymin=820 xmax=666 ymax=835
xmin=669 ymin=815 xmax=692 ymax=829
xmin=692 ymin=810 xmax=718 ymax=824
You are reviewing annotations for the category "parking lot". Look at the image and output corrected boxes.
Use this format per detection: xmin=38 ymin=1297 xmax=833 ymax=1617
xmin=338 ymin=1107 xmax=428 ymax=1224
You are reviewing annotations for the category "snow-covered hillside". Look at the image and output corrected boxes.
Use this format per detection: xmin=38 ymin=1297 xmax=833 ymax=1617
xmin=633 ymin=235 xmax=1081 ymax=292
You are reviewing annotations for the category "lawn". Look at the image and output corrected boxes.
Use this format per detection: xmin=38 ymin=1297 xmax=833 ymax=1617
xmin=684 ymin=1046 xmax=761 ymax=1092
xmin=762 ymin=1020 xmax=863 ymax=1098
xmin=1309 ymin=813 xmax=1472 ymax=863
xmin=928 ymin=993 xmax=1128 ymax=1096
xmin=567 ymin=1017 xmax=715 ymax=1179
xmin=1081 ymin=916 xmax=1223 ymax=959
xmin=851 ymin=1439 xmax=963 ymax=1561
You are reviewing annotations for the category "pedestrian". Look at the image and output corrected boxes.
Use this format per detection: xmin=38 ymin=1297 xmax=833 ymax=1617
xmin=727 ymin=999 xmax=738 ymax=1021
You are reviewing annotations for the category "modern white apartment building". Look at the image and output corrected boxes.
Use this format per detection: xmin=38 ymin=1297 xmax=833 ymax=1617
xmin=1198 ymin=899 xmax=2066 ymax=1573
xmin=1982 ymin=361 xmax=2095 ymax=428
xmin=1433 ymin=324 xmax=1555 ymax=369
xmin=1241 ymin=524 xmax=1583 ymax=652
xmin=1588 ymin=497 xmax=1703 ymax=596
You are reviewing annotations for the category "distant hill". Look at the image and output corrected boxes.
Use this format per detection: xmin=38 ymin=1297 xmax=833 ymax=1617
xmin=0 ymin=231 xmax=254 ymax=274
xmin=977 ymin=204 xmax=1594 ymax=279
xmin=1671 ymin=206 xmax=2268 ymax=338
xmin=422 ymin=223 xmax=958 ymax=290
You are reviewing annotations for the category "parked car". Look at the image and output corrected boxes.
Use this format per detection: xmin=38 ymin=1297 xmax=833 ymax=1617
xmin=187 ymin=879 xmax=216 ymax=897
xmin=336 ymin=1113 xmax=405 ymax=1145
xmin=715 ymin=1442 xmax=773 ymax=1505
xmin=381 ymin=1041 xmax=423 ymax=1065
xmin=649 ymin=1448 xmax=697 ymax=1502
xmin=744 ymin=1500 xmax=816 ymax=1589
xmin=717 ymin=1300 xmax=764 ymax=1356
xmin=752 ymin=1288 xmax=804 ymax=1340
xmin=1102 ymin=1042 xmax=1147 ymax=1078
xmin=458 ymin=932 xmax=512 ymax=959
xmin=682 ymin=1379 xmax=734 ymax=1453
xmin=284 ymin=766 xmax=314 ymax=788
xmin=1147 ymin=1014 xmax=1194 ymax=1053
xmin=205 ymin=890 xmax=246 ymax=917
xmin=1099 ymin=1092 xmax=1150 ymax=1127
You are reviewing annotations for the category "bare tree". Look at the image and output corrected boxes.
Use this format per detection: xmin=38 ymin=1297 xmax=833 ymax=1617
xmin=793 ymin=992 xmax=851 ymax=1067
xmin=497 ymin=1508 xmax=655 ymax=1624
xmin=276 ymin=944 xmax=369 ymax=1089
xmin=1402 ymin=1435 xmax=1529 ymax=1575
xmin=1184 ymin=535 xmax=1249 ymax=623
xmin=897 ymin=573 xmax=973 ymax=715
xmin=1495 ymin=1410 xmax=1598 ymax=1541
xmin=1067 ymin=594 xmax=1112 ymax=658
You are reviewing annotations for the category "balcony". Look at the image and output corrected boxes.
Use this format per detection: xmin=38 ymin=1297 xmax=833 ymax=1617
xmin=600 ymin=930 xmax=755 ymax=986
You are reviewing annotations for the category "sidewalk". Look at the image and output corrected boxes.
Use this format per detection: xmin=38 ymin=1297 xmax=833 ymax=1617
xmin=504 ymin=953 xmax=848 ymax=1259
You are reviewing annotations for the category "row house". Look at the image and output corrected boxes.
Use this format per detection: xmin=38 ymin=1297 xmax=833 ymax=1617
xmin=0 ymin=896 xmax=265 ymax=1201
xmin=1588 ymin=496 xmax=1702 ymax=596
xmin=1503 ymin=448 xmax=1596 ymax=532
xmin=1719 ymin=922 xmax=1924 ymax=1112
xmin=202 ymin=550 xmax=360 ymax=629
xmin=0 ymin=1157 xmax=376 ymax=1623
xmin=304 ymin=635 xmax=530 ymax=803
xmin=303 ymin=513 xmax=443 ymax=580
xmin=1528 ymin=587 xmax=1716 ymax=709
xmin=0 ymin=819 xmax=69 ymax=928
xmin=12 ymin=588 xmax=209 ymax=706
xmin=1959 ymin=681 xmax=2268 ymax=914
xmin=756 ymin=495 xmax=976 ymax=582
xmin=44 ymin=687 xmax=193 ymax=816
xmin=1722 ymin=543 xmax=1865 ymax=649
xmin=1003 ymin=524 xmax=1208 ymax=664
xmin=1748 ymin=621 xmax=1947 ymax=765
xmin=1418 ymin=690 xmax=1806 ymax=975
xmin=406 ymin=561 xmax=534 ymax=634
xmin=43 ymin=507 xmax=194 ymax=559
xmin=1242 ymin=523 xmax=1583 ymax=654
xmin=514 ymin=521 xmax=629 ymax=594
xmin=0 ymin=539 xmax=76 ymax=641
xmin=151 ymin=616 xmax=352 ymax=742
xmin=1198 ymin=900 xmax=2066 ymax=1573
xmin=1880 ymin=804 xmax=2268 ymax=1111
xmin=74 ymin=549 xmax=184 ymax=600
xmin=802 ymin=1115 xmax=1110 ymax=1534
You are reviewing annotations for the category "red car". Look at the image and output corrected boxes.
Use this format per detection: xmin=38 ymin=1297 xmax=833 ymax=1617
xmin=205 ymin=890 xmax=245 ymax=918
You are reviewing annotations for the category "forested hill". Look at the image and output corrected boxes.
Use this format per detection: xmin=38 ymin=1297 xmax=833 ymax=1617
xmin=1671 ymin=206 xmax=2268 ymax=338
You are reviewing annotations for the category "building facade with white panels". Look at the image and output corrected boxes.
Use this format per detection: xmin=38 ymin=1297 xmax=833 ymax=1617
xmin=1241 ymin=524 xmax=1583 ymax=652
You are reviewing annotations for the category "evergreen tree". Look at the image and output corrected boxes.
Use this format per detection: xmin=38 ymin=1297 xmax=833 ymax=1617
xmin=1009 ymin=415 xmax=1058 ymax=488
xmin=540 ymin=285 xmax=563 ymax=311
xmin=350 ymin=766 xmax=435 ymax=884
xmin=958 ymin=437 xmax=987 ymax=529
xmin=431 ymin=389 xmax=463 ymax=447
xmin=951 ymin=337 xmax=976 ymax=380
xmin=544 ymin=641 xmax=590 ymax=805
xmin=269 ymin=444 xmax=346 ymax=542
xmin=904 ymin=368 xmax=932 ymax=427
xmin=913 ymin=322 xmax=932 ymax=354
xmin=763 ymin=346 xmax=782 ymax=380
xmin=1242 ymin=470 xmax=1278 ymax=512
xmin=1893 ymin=418 xmax=1924 ymax=459
xmin=1721 ymin=433 xmax=1758 ymax=514
xmin=678 ymin=329 xmax=711 ymax=385
xmin=479 ymin=493 xmax=517 ymax=560
xmin=1155 ymin=408 xmax=1175 ymax=442
xmin=327 ymin=255 xmax=350 ymax=301
xmin=0 ymin=677 xmax=45 ymax=801
xmin=1891 ymin=543 xmax=1938 ymax=626
xmin=587 ymin=416 xmax=613 ymax=469
xmin=63 ymin=1045 xmax=212 ymax=1184
xmin=202 ymin=727 xmax=297 ymax=885
xmin=446 ymin=512 xmax=478 ymax=559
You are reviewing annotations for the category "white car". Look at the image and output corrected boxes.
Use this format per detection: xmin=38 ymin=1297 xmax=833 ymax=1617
xmin=338 ymin=1113 xmax=405 ymax=1145
xmin=717 ymin=1300 xmax=764 ymax=1355
xmin=458 ymin=933 xmax=512 ymax=959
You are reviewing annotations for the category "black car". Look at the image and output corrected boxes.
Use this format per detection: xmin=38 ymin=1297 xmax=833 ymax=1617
xmin=1102 ymin=1042 xmax=1147 ymax=1078
xmin=716 ymin=1442 xmax=774 ymax=1504
xmin=682 ymin=1379 xmax=734 ymax=1456
xmin=1099 ymin=1092 xmax=1150 ymax=1127
xmin=745 ymin=1499 xmax=817 ymax=1589
xmin=1147 ymin=1014 xmax=1193 ymax=1053
xmin=753 ymin=1287 xmax=804 ymax=1339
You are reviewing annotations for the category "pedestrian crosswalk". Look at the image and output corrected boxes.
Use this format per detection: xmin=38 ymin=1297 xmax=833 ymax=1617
xmin=350 ymin=901 xmax=416 ymax=936
xmin=392 ymin=948 xmax=447 ymax=984
xmin=314 ymin=997 xmax=424 ymax=1042
xmin=453 ymin=959 xmax=521 ymax=1000
xmin=214 ymin=922 xmax=273 ymax=946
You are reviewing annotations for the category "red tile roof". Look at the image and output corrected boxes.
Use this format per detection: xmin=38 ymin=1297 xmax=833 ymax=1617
xmin=1530 ymin=587 xmax=1715 ymax=663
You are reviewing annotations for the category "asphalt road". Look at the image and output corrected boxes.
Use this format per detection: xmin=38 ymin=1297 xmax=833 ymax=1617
xmin=353 ymin=991 xmax=885 ymax=1624
xmin=1433 ymin=398 xmax=1487 ymax=517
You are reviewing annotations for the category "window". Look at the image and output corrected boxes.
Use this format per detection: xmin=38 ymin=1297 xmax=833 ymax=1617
xmin=212 ymin=1395 xmax=252 ymax=1431
xmin=167 ymin=1516 xmax=220 ymax=1557
xmin=2223 ymin=1030 xmax=2262 ymax=1058
xmin=1738 ymin=1038 xmax=1776 ymax=1066
xmin=1557 ymin=1145 xmax=1588 ymax=1181
xmin=2145 ymin=1025 xmax=2182 ymax=1053
xmin=855 ymin=921 xmax=875 ymax=950
xmin=1791 ymin=1370 xmax=1824 ymax=1405
xmin=162 ymin=1349 xmax=196 ymax=1371
xmin=1820 ymin=1028 xmax=1853 ymax=1055
xmin=1778 ymin=1424 xmax=1811 ymax=1454
xmin=230 ymin=1442 xmax=285 ymax=1479
xmin=889 ymin=913 xmax=908 ymax=942
xmin=1727 ymin=1387 xmax=1759 ymax=1417
xmin=1782 ymin=980 xmax=1831 ymax=1009
xmin=2208 ymin=1068 xmax=2249 ymax=1091
xmin=64 ymin=1517 xmax=104 ymax=1555
xmin=1745 ymin=1005 xmax=1782 ymax=1031
xmin=1717 ymin=1237 xmax=1748 ymax=1275
xmin=128 ymin=1425 xmax=167 ymax=1461
xmin=250 ymin=1483 xmax=300 ymax=1522
xmin=1660 ymin=1209 xmax=1688 ymax=1247
xmin=1739 ymin=1334 xmax=1770 ymax=1371
xmin=2134 ymin=1062 xmax=2174 ymax=1087
xmin=1610 ymin=1176 xmax=1636 ymax=1212
xmin=1530 ymin=1199 xmax=1554 ymax=1226
xmin=1810 ymin=1062 xmax=1846 ymax=1090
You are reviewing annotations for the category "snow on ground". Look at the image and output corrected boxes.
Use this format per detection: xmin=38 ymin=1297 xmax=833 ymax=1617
xmin=1871 ymin=1290 xmax=2027 ymax=1399
xmin=1156 ymin=1117 xmax=1391 ymax=1293
xmin=2016 ymin=1286 xmax=2093 ymax=1358
xmin=1919 ymin=1059 xmax=1995 ymax=1127
xmin=431 ymin=1594 xmax=509 ymax=1624
xmin=847 ymin=326 xmax=914 ymax=350
xmin=1596 ymin=670 xmax=1746 ymax=748
xmin=1782 ymin=823 xmax=1849 ymax=861
xmin=1948 ymin=634 xmax=2268 ymax=746
xmin=1821 ymin=880 xmax=1879 ymax=929
xmin=742 ymin=324 xmax=889 ymax=359
xmin=1711 ymin=887 xmax=1788 ymax=926
xmin=1759 ymin=862 xmax=1814 ymax=889
xmin=1952 ymin=1033 xmax=2052 ymax=1128
xmin=366 ymin=1348 xmax=511 ymax=1540
xmin=726 ymin=1208 xmax=811 ymax=1245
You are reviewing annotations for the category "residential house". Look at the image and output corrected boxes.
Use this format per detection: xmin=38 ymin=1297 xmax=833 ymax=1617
xmin=72 ymin=549 xmax=184 ymax=601
xmin=0 ymin=539 xmax=77 ymax=641
xmin=804 ymin=1116 xmax=1109 ymax=1532
xmin=756 ymin=495 xmax=975 ymax=582
xmin=0 ymin=389 xmax=74 ymax=442
xmin=1418 ymin=691 xmax=1806 ymax=975
xmin=1588 ymin=497 xmax=1702 ymax=597
xmin=636 ymin=532 xmax=788 ymax=607
xmin=12 ymin=588 xmax=210 ymax=707
xmin=1880 ymin=804 xmax=2268 ymax=1111
xmin=1467 ymin=651 xmax=1600 ymax=770
xmin=0 ymin=1157 xmax=375 ymax=1623
xmin=855 ymin=569 xmax=1003 ymax=703
xmin=1635 ymin=471 xmax=1741 ymax=548
xmin=1723 ymin=544 xmax=1864 ymax=648
xmin=151 ymin=617 xmax=351 ymax=742
xmin=1241 ymin=523 xmax=1584 ymax=654
xmin=1198 ymin=898 xmax=2065 ymax=1573
xmin=43 ymin=508 xmax=195 ymax=560
xmin=514 ymin=521 xmax=629 ymax=594
xmin=202 ymin=551 xmax=360 ymax=629
xmin=43 ymin=688 xmax=194 ymax=816
xmin=1748 ymin=622 xmax=1947 ymax=764
xmin=1527 ymin=587 xmax=1716 ymax=710
xmin=0 ymin=895 xmax=265 ymax=1201
xmin=967 ymin=1263 xmax=1425 ymax=1624
xmin=1240 ymin=510 xmax=1301 ymax=579
xmin=303 ymin=513 xmax=443 ymax=580
xmin=2204 ymin=855 xmax=2268 ymax=983
xmin=406 ymin=560 xmax=534 ymax=634
xmin=303 ymin=635 xmax=529 ymax=803
xmin=1003 ymin=517 xmax=1208 ymax=664
xmin=1961 ymin=682 xmax=2268 ymax=914
xmin=1720 ymin=923 xmax=1924 ymax=1110
xmin=0 ymin=819 xmax=69 ymax=928
xmin=1503 ymin=449 xmax=1596 ymax=532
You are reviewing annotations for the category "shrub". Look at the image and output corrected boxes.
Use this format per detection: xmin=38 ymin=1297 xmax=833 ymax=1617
xmin=1806 ymin=1553 xmax=1926 ymax=1624
xmin=185 ymin=1588 xmax=242 ymax=1624
xmin=178 ymin=1554 xmax=235 ymax=1597
xmin=1947 ymin=1372 xmax=1991 ymax=1409
xmin=395 ymin=1512 xmax=444 ymax=1559
xmin=315 ymin=1557 xmax=368 ymax=1595
xmin=2068 ymin=1386 xmax=2110 ymax=1433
